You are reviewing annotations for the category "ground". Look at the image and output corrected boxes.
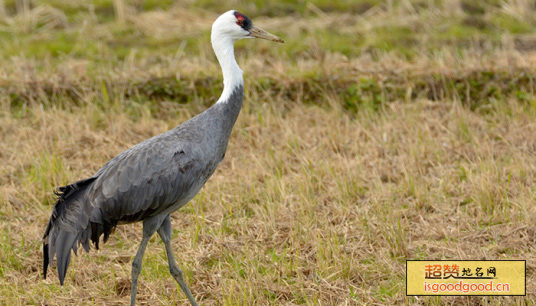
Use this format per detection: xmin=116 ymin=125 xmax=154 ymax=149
xmin=0 ymin=0 xmax=535 ymax=304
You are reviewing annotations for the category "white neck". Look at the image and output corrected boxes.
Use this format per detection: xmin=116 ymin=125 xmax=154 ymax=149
xmin=211 ymin=32 xmax=244 ymax=104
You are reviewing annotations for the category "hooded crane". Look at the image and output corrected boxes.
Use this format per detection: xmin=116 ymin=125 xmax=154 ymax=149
xmin=42 ymin=10 xmax=283 ymax=306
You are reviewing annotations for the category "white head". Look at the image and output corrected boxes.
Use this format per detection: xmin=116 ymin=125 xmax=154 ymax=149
xmin=211 ymin=10 xmax=284 ymax=44
xmin=211 ymin=10 xmax=283 ymax=103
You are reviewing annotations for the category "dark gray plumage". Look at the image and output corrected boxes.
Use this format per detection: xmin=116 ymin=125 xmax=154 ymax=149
xmin=42 ymin=10 xmax=283 ymax=306
xmin=43 ymin=85 xmax=242 ymax=274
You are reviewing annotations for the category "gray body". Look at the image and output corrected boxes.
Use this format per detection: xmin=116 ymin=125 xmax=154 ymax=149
xmin=43 ymin=86 xmax=243 ymax=305
xmin=89 ymin=85 xmax=243 ymax=225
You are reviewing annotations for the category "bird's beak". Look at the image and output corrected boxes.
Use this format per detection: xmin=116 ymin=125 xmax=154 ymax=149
xmin=249 ymin=25 xmax=284 ymax=43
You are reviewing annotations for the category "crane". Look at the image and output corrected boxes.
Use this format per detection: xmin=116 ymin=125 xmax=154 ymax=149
xmin=42 ymin=10 xmax=283 ymax=306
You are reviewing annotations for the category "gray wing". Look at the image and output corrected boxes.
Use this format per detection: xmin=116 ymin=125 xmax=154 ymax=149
xmin=87 ymin=134 xmax=203 ymax=223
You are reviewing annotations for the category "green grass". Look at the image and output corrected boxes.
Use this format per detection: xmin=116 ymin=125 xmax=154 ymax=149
xmin=0 ymin=0 xmax=535 ymax=61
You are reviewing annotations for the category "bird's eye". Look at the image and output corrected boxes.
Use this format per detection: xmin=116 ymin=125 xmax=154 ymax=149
xmin=236 ymin=20 xmax=244 ymax=26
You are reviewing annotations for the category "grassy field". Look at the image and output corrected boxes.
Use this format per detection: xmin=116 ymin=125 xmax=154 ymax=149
xmin=1 ymin=0 xmax=536 ymax=304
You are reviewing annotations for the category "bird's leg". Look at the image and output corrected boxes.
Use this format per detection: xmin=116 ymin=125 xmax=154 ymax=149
xmin=130 ymin=234 xmax=150 ymax=306
xmin=157 ymin=215 xmax=198 ymax=306
xmin=130 ymin=215 xmax=165 ymax=306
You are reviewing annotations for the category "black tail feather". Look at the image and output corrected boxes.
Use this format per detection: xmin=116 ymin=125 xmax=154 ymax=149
xmin=55 ymin=230 xmax=77 ymax=285
xmin=91 ymin=223 xmax=102 ymax=250
xmin=43 ymin=176 xmax=118 ymax=284
xmin=43 ymin=241 xmax=49 ymax=279
xmin=43 ymin=177 xmax=100 ymax=283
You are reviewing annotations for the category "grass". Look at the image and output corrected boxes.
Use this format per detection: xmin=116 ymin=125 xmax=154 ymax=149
xmin=1 ymin=0 xmax=536 ymax=305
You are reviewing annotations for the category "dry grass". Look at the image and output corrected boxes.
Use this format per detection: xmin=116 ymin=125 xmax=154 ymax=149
xmin=1 ymin=1 xmax=536 ymax=305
